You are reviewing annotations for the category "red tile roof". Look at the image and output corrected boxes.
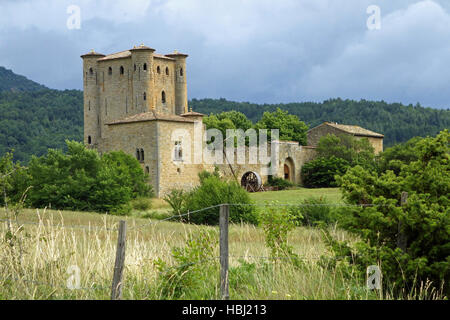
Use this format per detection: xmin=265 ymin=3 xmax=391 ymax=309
xmin=309 ymin=122 xmax=384 ymax=138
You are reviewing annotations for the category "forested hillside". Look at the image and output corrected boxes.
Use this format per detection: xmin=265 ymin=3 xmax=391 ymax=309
xmin=0 ymin=68 xmax=449 ymax=163
xmin=190 ymin=98 xmax=450 ymax=147
xmin=0 ymin=66 xmax=47 ymax=92
xmin=0 ymin=90 xmax=83 ymax=162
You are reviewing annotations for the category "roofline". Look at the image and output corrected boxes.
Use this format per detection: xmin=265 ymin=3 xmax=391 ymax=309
xmin=154 ymin=55 xmax=176 ymax=61
xmin=165 ymin=53 xmax=189 ymax=58
xmin=98 ymin=55 xmax=131 ymax=62
xmin=81 ymin=53 xmax=106 ymax=58
xmin=107 ymin=118 xmax=196 ymax=126
xmin=307 ymin=122 xmax=384 ymax=138
xmin=129 ymin=47 xmax=156 ymax=52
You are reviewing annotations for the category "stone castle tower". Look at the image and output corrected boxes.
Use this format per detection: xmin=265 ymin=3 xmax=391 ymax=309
xmin=81 ymin=44 xmax=188 ymax=149
xmin=81 ymin=45 xmax=382 ymax=198
xmin=81 ymin=45 xmax=211 ymax=197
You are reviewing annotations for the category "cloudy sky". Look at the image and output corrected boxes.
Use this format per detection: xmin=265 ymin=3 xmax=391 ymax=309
xmin=1 ymin=0 xmax=450 ymax=109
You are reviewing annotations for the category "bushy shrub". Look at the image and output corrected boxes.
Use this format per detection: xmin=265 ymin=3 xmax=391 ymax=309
xmin=183 ymin=173 xmax=258 ymax=225
xmin=154 ymin=229 xmax=218 ymax=299
xmin=259 ymin=203 xmax=301 ymax=266
xmin=266 ymin=176 xmax=294 ymax=190
xmin=25 ymin=140 xmax=152 ymax=214
xmin=288 ymin=197 xmax=336 ymax=226
xmin=0 ymin=152 xmax=30 ymax=206
xmin=330 ymin=130 xmax=450 ymax=296
xmin=301 ymin=156 xmax=349 ymax=188
xmin=130 ymin=197 xmax=153 ymax=211
xmin=164 ymin=189 xmax=186 ymax=214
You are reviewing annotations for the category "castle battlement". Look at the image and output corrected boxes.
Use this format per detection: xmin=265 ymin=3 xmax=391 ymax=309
xmin=81 ymin=45 xmax=188 ymax=148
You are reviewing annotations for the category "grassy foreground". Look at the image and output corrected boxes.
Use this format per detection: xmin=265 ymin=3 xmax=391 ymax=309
xmin=0 ymin=206 xmax=373 ymax=300
xmin=0 ymin=188 xmax=442 ymax=300
xmin=250 ymin=188 xmax=342 ymax=205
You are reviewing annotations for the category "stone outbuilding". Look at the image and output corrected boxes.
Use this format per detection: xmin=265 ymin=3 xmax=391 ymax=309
xmin=307 ymin=122 xmax=384 ymax=154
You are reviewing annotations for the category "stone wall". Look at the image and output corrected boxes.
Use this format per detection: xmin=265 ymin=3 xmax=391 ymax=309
xmin=307 ymin=124 xmax=383 ymax=154
xmin=101 ymin=121 xmax=159 ymax=193
xmin=156 ymin=120 xmax=212 ymax=197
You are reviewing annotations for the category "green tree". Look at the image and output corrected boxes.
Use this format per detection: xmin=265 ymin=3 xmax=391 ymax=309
xmin=377 ymin=136 xmax=422 ymax=174
xmin=255 ymin=108 xmax=308 ymax=145
xmin=26 ymin=141 xmax=151 ymax=214
xmin=332 ymin=130 xmax=449 ymax=296
xmin=301 ymin=156 xmax=350 ymax=188
xmin=317 ymin=134 xmax=376 ymax=170
xmin=216 ymin=111 xmax=253 ymax=131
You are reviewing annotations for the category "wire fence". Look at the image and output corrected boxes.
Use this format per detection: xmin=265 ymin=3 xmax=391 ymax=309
xmin=0 ymin=200 xmax=391 ymax=299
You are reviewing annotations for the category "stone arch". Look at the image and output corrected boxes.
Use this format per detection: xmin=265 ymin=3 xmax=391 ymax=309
xmin=284 ymin=157 xmax=295 ymax=183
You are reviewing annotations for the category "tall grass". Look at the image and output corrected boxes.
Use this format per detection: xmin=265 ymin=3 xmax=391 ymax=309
xmin=0 ymin=208 xmax=445 ymax=300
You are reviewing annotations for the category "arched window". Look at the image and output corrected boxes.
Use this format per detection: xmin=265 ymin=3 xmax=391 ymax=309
xmin=136 ymin=149 xmax=141 ymax=161
xmin=157 ymin=66 xmax=161 ymax=74
xmin=143 ymin=92 xmax=146 ymax=101
xmin=165 ymin=67 xmax=169 ymax=75
xmin=134 ymin=64 xmax=136 ymax=71
xmin=88 ymin=136 xmax=92 ymax=145
xmin=162 ymin=91 xmax=166 ymax=104
xmin=108 ymin=67 xmax=112 ymax=75
xmin=180 ymin=68 xmax=183 ymax=76
xmin=140 ymin=149 xmax=145 ymax=161
xmin=89 ymin=68 xmax=93 ymax=75
xmin=120 ymin=66 xmax=124 ymax=75
xmin=143 ymin=63 xmax=147 ymax=71
xmin=146 ymin=166 xmax=150 ymax=174
xmin=174 ymin=141 xmax=183 ymax=161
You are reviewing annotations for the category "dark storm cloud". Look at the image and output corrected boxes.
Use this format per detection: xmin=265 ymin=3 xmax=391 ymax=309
xmin=0 ymin=0 xmax=449 ymax=109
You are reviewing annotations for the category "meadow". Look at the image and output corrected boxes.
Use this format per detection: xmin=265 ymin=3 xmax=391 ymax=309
xmin=0 ymin=188 xmax=443 ymax=300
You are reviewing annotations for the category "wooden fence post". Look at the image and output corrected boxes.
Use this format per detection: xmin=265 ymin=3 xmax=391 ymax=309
xmin=219 ymin=204 xmax=230 ymax=300
xmin=397 ymin=192 xmax=408 ymax=252
xmin=111 ymin=220 xmax=126 ymax=300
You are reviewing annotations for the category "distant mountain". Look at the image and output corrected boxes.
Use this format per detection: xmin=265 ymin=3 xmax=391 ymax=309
xmin=0 ymin=67 xmax=449 ymax=163
xmin=0 ymin=66 xmax=47 ymax=92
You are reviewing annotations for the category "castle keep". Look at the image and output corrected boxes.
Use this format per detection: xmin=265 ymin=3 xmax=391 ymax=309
xmin=81 ymin=45 xmax=383 ymax=197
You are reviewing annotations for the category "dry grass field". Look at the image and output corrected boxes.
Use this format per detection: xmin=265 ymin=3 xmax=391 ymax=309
xmin=0 ymin=188 xmax=443 ymax=300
